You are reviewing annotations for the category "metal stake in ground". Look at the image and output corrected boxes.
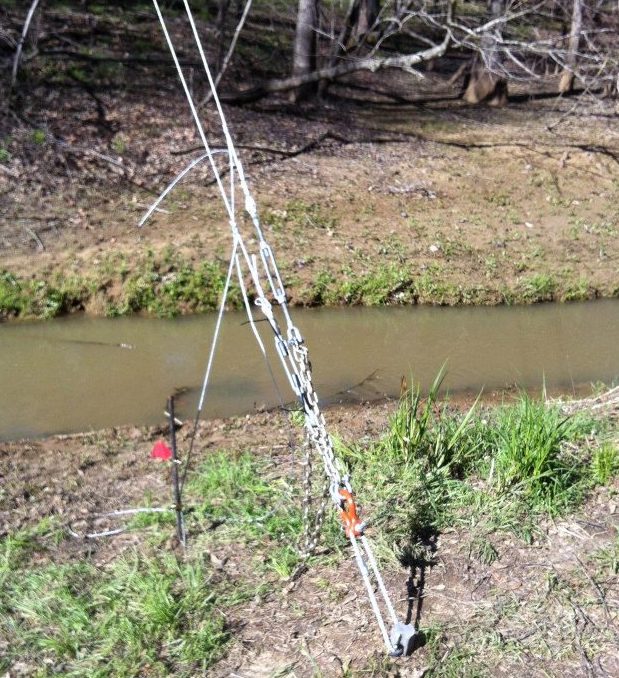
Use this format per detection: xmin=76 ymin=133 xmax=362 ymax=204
xmin=167 ymin=395 xmax=186 ymax=547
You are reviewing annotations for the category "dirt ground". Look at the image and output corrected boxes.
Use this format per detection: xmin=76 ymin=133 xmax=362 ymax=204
xmin=1 ymin=402 xmax=618 ymax=677
xmin=2 ymin=68 xmax=619 ymax=308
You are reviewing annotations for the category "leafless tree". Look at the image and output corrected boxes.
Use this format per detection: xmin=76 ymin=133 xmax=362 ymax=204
xmin=291 ymin=0 xmax=321 ymax=101
xmin=10 ymin=0 xmax=42 ymax=93
xmin=559 ymin=0 xmax=583 ymax=93
xmin=277 ymin=0 xmax=618 ymax=104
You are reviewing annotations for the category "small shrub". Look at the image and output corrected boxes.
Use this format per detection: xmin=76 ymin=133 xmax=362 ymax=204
xmin=519 ymin=274 xmax=557 ymax=302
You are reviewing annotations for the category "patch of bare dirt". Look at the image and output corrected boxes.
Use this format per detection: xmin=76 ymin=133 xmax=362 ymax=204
xmin=1 ymin=403 xmax=618 ymax=676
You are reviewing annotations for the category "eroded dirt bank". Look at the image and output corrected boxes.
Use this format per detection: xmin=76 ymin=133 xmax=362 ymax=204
xmin=2 ymin=83 xmax=619 ymax=317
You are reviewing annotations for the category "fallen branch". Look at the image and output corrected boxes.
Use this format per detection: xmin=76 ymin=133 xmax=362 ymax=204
xmin=171 ymin=131 xmax=407 ymax=158
xmin=220 ymin=28 xmax=451 ymax=104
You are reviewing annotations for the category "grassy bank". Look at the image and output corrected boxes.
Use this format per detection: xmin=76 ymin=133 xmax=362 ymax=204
xmin=1 ymin=388 xmax=617 ymax=675
xmin=0 ymin=254 xmax=612 ymax=321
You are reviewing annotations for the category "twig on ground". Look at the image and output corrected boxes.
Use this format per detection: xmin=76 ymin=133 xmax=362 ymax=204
xmin=575 ymin=555 xmax=619 ymax=643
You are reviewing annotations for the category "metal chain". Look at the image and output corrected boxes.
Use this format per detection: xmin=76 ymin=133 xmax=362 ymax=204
xmin=152 ymin=0 xmax=415 ymax=655
xmin=288 ymin=436 xmax=329 ymax=583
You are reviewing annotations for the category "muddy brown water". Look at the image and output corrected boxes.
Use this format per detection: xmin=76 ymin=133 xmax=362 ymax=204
xmin=1 ymin=300 xmax=618 ymax=440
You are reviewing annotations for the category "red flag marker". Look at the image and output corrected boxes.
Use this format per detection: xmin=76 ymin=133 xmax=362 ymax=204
xmin=151 ymin=440 xmax=172 ymax=461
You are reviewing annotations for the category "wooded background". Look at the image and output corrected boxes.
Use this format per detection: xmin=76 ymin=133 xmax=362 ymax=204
xmin=2 ymin=0 xmax=618 ymax=109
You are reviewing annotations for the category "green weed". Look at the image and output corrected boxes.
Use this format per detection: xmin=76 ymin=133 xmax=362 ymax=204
xmin=338 ymin=382 xmax=603 ymax=565
xmin=338 ymin=265 xmax=413 ymax=305
xmin=490 ymin=396 xmax=594 ymax=511
xmin=305 ymin=265 xmax=415 ymax=306
xmin=188 ymin=452 xmax=306 ymax=571
xmin=590 ymin=442 xmax=619 ymax=484
xmin=562 ymin=278 xmax=593 ymax=302
xmin=107 ymin=255 xmax=243 ymax=317
xmin=0 ymin=270 xmax=95 ymax=319
xmin=518 ymin=273 xmax=557 ymax=302
xmin=591 ymin=531 xmax=619 ymax=575
xmin=31 ymin=129 xmax=47 ymax=145
xmin=0 ymin=250 xmax=245 ymax=320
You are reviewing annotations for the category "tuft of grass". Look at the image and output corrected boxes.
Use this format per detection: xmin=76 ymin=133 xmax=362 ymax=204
xmin=490 ymin=396 xmax=594 ymax=511
xmin=518 ymin=273 xmax=557 ymax=302
xmin=590 ymin=441 xmax=619 ymax=484
xmin=562 ymin=277 xmax=593 ymax=302
xmin=188 ymin=451 xmax=308 ymax=573
xmin=0 ymin=551 xmax=229 ymax=676
xmin=0 ymin=270 xmax=95 ymax=319
xmin=106 ymin=256 xmax=240 ymax=318
xmin=0 ymin=253 xmax=242 ymax=320
xmin=338 ymin=381 xmax=604 ymax=565
xmin=306 ymin=264 xmax=416 ymax=306
xmin=591 ymin=531 xmax=619 ymax=575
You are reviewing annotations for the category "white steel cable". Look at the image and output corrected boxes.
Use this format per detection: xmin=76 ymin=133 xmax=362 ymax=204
xmin=349 ymin=535 xmax=393 ymax=651
xmin=181 ymin=0 xmax=266 ymax=241
xmin=152 ymin=0 xmax=233 ymax=220
xmin=361 ymin=535 xmax=399 ymax=629
xmin=151 ymin=0 xmax=410 ymax=656
xmin=196 ymin=239 xmax=238 ymax=412
xmin=138 ymin=150 xmax=225 ymax=227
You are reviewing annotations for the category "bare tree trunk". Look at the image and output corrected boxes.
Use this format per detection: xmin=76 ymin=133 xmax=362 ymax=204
xmin=559 ymin=0 xmax=582 ymax=94
xmin=463 ymin=0 xmax=508 ymax=106
xmin=291 ymin=0 xmax=320 ymax=102
xmin=353 ymin=0 xmax=379 ymax=38
xmin=216 ymin=0 xmax=231 ymax=70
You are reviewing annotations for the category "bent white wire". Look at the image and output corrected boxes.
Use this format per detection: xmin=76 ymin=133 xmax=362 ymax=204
xmin=138 ymin=150 xmax=226 ymax=227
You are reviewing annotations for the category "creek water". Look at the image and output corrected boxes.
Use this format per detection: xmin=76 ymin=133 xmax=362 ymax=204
xmin=1 ymin=300 xmax=618 ymax=440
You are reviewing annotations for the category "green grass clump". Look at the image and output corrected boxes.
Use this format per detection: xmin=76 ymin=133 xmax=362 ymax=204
xmin=518 ymin=273 xmax=557 ymax=302
xmin=305 ymin=265 xmax=415 ymax=306
xmin=189 ymin=451 xmax=312 ymax=576
xmin=1 ymin=452 xmax=316 ymax=675
xmin=339 ymin=380 xmax=605 ymax=564
xmin=590 ymin=441 xmax=619 ymax=484
xmin=107 ymin=256 xmax=240 ymax=318
xmin=0 ymin=271 xmax=93 ymax=319
xmin=0 ymin=253 xmax=242 ymax=320
xmin=0 ymin=547 xmax=228 ymax=676
xmin=490 ymin=397 xmax=594 ymax=511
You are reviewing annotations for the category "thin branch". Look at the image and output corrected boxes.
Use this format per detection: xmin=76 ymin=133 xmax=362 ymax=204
xmin=202 ymin=0 xmax=253 ymax=105
xmin=10 ymin=0 xmax=42 ymax=92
